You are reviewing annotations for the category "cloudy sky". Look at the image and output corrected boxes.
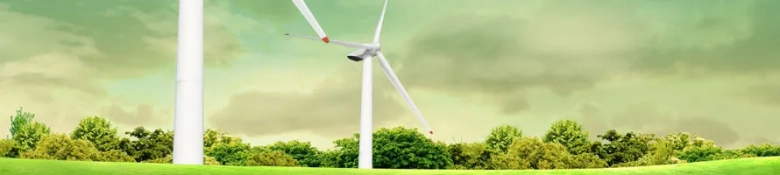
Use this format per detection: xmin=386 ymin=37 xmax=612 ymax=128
xmin=1 ymin=0 xmax=779 ymax=149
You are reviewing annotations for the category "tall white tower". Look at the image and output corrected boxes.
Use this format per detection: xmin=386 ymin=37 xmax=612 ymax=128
xmin=172 ymin=0 xmax=205 ymax=165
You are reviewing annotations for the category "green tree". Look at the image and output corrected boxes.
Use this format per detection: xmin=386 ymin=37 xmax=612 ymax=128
xmin=9 ymin=107 xmax=35 ymax=138
xmin=321 ymin=135 xmax=360 ymax=168
xmin=739 ymin=144 xmax=780 ymax=157
xmin=372 ymin=127 xmax=453 ymax=169
xmin=595 ymin=130 xmax=654 ymax=166
xmin=448 ymin=142 xmax=493 ymax=169
xmin=204 ymin=129 xmax=221 ymax=148
xmin=268 ymin=140 xmax=321 ymax=167
xmin=203 ymin=129 xmax=244 ymax=149
xmin=485 ymin=125 xmax=523 ymax=153
xmin=205 ymin=141 xmax=251 ymax=165
xmin=124 ymin=127 xmax=173 ymax=162
xmin=714 ymin=149 xmax=756 ymax=160
xmin=640 ymin=139 xmax=679 ymax=165
xmin=542 ymin=119 xmax=590 ymax=155
xmin=12 ymin=121 xmax=51 ymax=152
xmin=246 ymin=150 xmax=298 ymax=167
xmin=503 ymin=137 xmax=572 ymax=169
xmin=70 ymin=116 xmax=121 ymax=152
xmin=20 ymin=133 xmax=99 ymax=161
xmin=677 ymin=145 xmax=722 ymax=163
xmin=323 ymin=127 xmax=453 ymax=169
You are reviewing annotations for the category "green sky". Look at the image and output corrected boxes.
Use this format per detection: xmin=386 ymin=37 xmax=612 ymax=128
xmin=1 ymin=0 xmax=779 ymax=149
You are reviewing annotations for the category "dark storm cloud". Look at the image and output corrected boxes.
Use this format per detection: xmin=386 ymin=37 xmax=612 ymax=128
xmin=208 ymin=66 xmax=407 ymax=137
xmin=578 ymin=102 xmax=742 ymax=146
xmin=0 ymin=0 xmax=247 ymax=79
xmin=102 ymin=103 xmax=171 ymax=127
xmin=740 ymin=83 xmax=780 ymax=107
xmin=390 ymin=0 xmax=776 ymax=115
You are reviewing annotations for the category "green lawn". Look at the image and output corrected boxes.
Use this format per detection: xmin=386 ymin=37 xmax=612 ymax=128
xmin=1 ymin=157 xmax=779 ymax=175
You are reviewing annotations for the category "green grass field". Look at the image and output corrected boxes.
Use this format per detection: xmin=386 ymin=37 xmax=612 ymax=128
xmin=1 ymin=157 xmax=779 ymax=175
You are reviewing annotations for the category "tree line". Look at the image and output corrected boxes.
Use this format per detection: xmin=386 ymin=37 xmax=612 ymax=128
xmin=1 ymin=107 xmax=779 ymax=169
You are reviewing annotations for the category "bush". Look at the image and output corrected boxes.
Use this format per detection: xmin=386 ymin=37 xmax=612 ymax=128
xmin=0 ymin=139 xmax=14 ymax=157
xmin=205 ymin=156 xmax=221 ymax=165
xmin=20 ymin=133 xmax=99 ymax=161
xmin=568 ymin=153 xmax=608 ymax=169
xmin=449 ymin=142 xmax=493 ymax=169
xmin=739 ymin=144 xmax=780 ymax=157
xmin=94 ymin=150 xmax=135 ymax=162
xmin=677 ymin=145 xmax=723 ymax=163
xmin=246 ymin=150 xmax=298 ymax=167
xmin=502 ymin=137 xmax=572 ymax=169
xmin=267 ymin=140 xmax=321 ymax=167
xmin=205 ymin=142 xmax=250 ymax=165
xmin=144 ymin=155 xmax=172 ymax=164
xmin=489 ymin=152 xmax=531 ymax=170
xmin=372 ymin=127 xmax=453 ymax=169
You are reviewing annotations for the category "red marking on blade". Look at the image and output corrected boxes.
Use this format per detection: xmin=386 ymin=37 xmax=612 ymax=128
xmin=322 ymin=37 xmax=330 ymax=43
xmin=429 ymin=131 xmax=434 ymax=135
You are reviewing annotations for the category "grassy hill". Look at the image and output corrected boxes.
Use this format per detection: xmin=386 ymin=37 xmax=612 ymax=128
xmin=1 ymin=157 xmax=779 ymax=175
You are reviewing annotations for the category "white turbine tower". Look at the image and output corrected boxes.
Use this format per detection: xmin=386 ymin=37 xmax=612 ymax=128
xmin=288 ymin=0 xmax=433 ymax=169
xmin=172 ymin=0 xmax=205 ymax=165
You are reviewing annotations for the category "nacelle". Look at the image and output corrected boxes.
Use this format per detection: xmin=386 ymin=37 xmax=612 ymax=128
xmin=347 ymin=49 xmax=369 ymax=62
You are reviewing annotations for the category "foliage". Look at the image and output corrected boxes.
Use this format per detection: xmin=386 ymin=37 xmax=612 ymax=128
xmin=321 ymin=127 xmax=453 ymax=169
xmin=204 ymin=129 xmax=244 ymax=148
xmin=568 ymin=153 xmax=608 ymax=169
xmin=641 ymin=139 xmax=679 ymax=165
xmin=488 ymin=152 xmax=531 ymax=170
xmin=9 ymin=107 xmax=35 ymax=138
xmin=123 ymin=127 xmax=173 ymax=162
xmin=246 ymin=150 xmax=298 ymax=167
xmin=143 ymin=155 xmax=172 ymax=164
xmin=448 ymin=142 xmax=493 ymax=169
xmin=94 ymin=149 xmax=135 ymax=162
xmin=12 ymin=121 xmax=51 ymax=152
xmin=485 ymin=125 xmax=523 ymax=153
xmin=20 ymin=133 xmax=99 ymax=161
xmin=595 ymin=130 xmax=654 ymax=166
xmin=321 ymin=135 xmax=359 ymax=168
xmin=505 ymin=137 xmax=572 ymax=169
xmin=204 ymin=156 xmax=221 ymax=165
xmin=205 ymin=141 xmax=251 ymax=165
xmin=739 ymin=144 xmax=780 ymax=157
xmin=143 ymin=155 xmax=221 ymax=165
xmin=0 ymin=139 xmax=14 ymax=157
xmin=676 ymin=144 xmax=723 ymax=163
xmin=267 ymin=140 xmax=321 ymax=167
xmin=4 ymin=108 xmax=780 ymax=170
xmin=372 ymin=127 xmax=453 ymax=169
xmin=712 ymin=149 xmax=756 ymax=160
xmin=542 ymin=120 xmax=590 ymax=155
xmin=70 ymin=116 xmax=121 ymax=152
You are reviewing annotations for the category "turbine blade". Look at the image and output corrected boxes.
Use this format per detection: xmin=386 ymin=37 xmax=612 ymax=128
xmin=285 ymin=33 xmax=372 ymax=49
xmin=291 ymin=0 xmax=330 ymax=43
xmin=373 ymin=0 xmax=388 ymax=43
xmin=375 ymin=51 xmax=433 ymax=135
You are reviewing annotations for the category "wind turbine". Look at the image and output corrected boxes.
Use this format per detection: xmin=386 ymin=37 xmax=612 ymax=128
xmin=288 ymin=0 xmax=434 ymax=169
xmin=172 ymin=0 xmax=205 ymax=165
